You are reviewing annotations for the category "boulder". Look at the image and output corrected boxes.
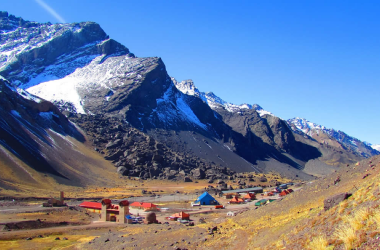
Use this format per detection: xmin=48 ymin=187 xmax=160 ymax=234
xmin=117 ymin=166 xmax=128 ymax=176
xmin=192 ymin=168 xmax=205 ymax=179
xmin=106 ymin=139 xmax=123 ymax=149
xmin=324 ymin=193 xmax=351 ymax=211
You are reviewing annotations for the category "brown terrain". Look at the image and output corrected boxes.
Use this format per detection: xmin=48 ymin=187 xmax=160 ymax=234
xmin=0 ymin=154 xmax=379 ymax=249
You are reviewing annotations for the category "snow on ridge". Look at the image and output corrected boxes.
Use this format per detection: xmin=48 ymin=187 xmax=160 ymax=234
xmin=26 ymin=55 xmax=157 ymax=114
xmin=173 ymin=78 xmax=273 ymax=117
xmin=154 ymin=84 xmax=207 ymax=130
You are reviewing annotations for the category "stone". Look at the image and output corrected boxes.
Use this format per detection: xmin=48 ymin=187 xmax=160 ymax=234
xmin=324 ymin=193 xmax=351 ymax=211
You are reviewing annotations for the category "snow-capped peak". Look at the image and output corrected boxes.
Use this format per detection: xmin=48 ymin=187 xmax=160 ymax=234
xmin=173 ymin=78 xmax=273 ymax=117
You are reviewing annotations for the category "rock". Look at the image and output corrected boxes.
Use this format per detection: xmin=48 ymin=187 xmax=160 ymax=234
xmin=117 ymin=166 xmax=128 ymax=176
xmin=260 ymin=176 xmax=268 ymax=182
xmin=106 ymin=139 xmax=123 ymax=149
xmin=192 ymin=168 xmax=205 ymax=179
xmin=324 ymin=193 xmax=351 ymax=211
xmin=184 ymin=177 xmax=192 ymax=182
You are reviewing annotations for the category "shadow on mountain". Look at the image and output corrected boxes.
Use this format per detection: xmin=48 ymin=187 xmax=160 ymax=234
xmin=0 ymin=79 xmax=86 ymax=179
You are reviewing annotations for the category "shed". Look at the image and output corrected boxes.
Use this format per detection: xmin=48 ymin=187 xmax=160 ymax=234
xmin=194 ymin=192 xmax=219 ymax=205
xmin=172 ymin=211 xmax=190 ymax=220
xmin=255 ymin=199 xmax=267 ymax=206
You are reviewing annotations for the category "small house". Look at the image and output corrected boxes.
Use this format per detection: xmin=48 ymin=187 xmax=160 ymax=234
xmin=172 ymin=211 xmax=190 ymax=220
xmin=243 ymin=192 xmax=256 ymax=200
xmin=194 ymin=192 xmax=219 ymax=205
xmin=229 ymin=196 xmax=244 ymax=204
xmin=130 ymin=202 xmax=159 ymax=211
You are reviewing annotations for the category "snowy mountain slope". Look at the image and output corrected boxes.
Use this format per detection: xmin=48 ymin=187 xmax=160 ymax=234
xmin=173 ymin=78 xmax=273 ymax=116
xmin=288 ymin=117 xmax=379 ymax=157
xmin=0 ymin=11 xmax=132 ymax=88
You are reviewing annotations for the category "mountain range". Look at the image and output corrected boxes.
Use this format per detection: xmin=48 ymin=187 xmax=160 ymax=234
xmin=0 ymin=11 xmax=378 ymax=188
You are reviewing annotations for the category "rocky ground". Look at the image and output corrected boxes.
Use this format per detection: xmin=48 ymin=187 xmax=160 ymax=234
xmin=69 ymin=114 xmax=236 ymax=181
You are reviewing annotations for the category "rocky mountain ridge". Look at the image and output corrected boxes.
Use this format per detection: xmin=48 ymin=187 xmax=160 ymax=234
xmin=173 ymin=78 xmax=379 ymax=160
xmin=287 ymin=117 xmax=379 ymax=158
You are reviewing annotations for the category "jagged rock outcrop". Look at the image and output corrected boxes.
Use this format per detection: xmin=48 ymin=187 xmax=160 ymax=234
xmin=69 ymin=114 xmax=235 ymax=180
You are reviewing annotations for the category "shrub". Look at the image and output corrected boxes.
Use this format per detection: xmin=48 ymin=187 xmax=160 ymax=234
xmin=334 ymin=224 xmax=356 ymax=249
xmin=308 ymin=235 xmax=328 ymax=250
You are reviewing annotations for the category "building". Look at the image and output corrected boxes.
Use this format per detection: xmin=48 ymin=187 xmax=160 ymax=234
xmin=229 ymin=196 xmax=244 ymax=204
xmin=194 ymin=192 xmax=219 ymax=205
xmin=173 ymin=211 xmax=190 ymax=220
xmin=79 ymin=201 xmax=102 ymax=213
xmin=129 ymin=202 xmax=159 ymax=211
xmin=79 ymin=199 xmax=130 ymax=223
xmin=243 ymin=192 xmax=256 ymax=200
xmin=221 ymin=187 xmax=263 ymax=196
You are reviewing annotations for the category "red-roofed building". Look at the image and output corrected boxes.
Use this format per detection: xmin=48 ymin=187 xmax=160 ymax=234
xmin=230 ymin=196 xmax=244 ymax=204
xmin=243 ymin=193 xmax=256 ymax=200
xmin=130 ymin=202 xmax=159 ymax=211
xmin=79 ymin=202 xmax=102 ymax=213
xmin=79 ymin=199 xmax=130 ymax=223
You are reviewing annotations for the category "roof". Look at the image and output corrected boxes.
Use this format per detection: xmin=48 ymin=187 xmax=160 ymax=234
xmin=102 ymin=199 xmax=112 ymax=205
xmin=195 ymin=192 xmax=217 ymax=202
xmin=243 ymin=193 xmax=255 ymax=199
xmin=172 ymin=211 xmax=190 ymax=218
xmin=119 ymin=200 xmax=130 ymax=206
xmin=130 ymin=202 xmax=157 ymax=208
xmin=222 ymin=187 xmax=263 ymax=194
xmin=79 ymin=201 xmax=102 ymax=209
xmin=230 ymin=197 xmax=244 ymax=203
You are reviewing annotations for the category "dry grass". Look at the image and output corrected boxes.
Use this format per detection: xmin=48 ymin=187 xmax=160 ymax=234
xmin=308 ymin=235 xmax=328 ymax=250
xmin=334 ymin=224 xmax=356 ymax=249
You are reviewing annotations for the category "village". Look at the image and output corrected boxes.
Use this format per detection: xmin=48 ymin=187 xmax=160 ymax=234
xmin=76 ymin=182 xmax=295 ymax=225
xmin=0 ymin=181 xmax=296 ymax=233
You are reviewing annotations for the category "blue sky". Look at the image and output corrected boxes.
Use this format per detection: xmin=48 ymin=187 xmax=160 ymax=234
xmin=1 ymin=0 xmax=379 ymax=144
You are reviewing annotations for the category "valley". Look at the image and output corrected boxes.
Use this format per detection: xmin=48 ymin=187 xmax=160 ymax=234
xmin=0 ymin=10 xmax=379 ymax=249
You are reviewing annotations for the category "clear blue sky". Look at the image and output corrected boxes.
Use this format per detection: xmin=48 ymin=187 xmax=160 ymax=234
xmin=2 ymin=0 xmax=379 ymax=144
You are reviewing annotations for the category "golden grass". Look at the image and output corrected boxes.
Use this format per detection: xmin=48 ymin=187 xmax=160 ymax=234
xmin=308 ymin=235 xmax=328 ymax=250
xmin=334 ymin=224 xmax=356 ymax=249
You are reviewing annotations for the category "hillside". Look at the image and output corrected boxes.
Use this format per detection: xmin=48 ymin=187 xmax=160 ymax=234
xmin=0 ymin=77 xmax=123 ymax=195
xmin=200 ymin=155 xmax=380 ymax=249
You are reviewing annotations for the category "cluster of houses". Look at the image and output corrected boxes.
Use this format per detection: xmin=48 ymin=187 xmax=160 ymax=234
xmin=79 ymin=199 xmax=159 ymax=224
xmin=77 ymin=184 xmax=295 ymax=223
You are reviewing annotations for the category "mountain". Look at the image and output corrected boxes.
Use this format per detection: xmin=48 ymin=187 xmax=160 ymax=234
xmin=0 ymin=75 xmax=122 ymax=192
xmin=287 ymin=117 xmax=379 ymax=158
xmin=364 ymin=142 xmax=380 ymax=152
xmin=0 ymin=11 xmax=378 ymax=185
